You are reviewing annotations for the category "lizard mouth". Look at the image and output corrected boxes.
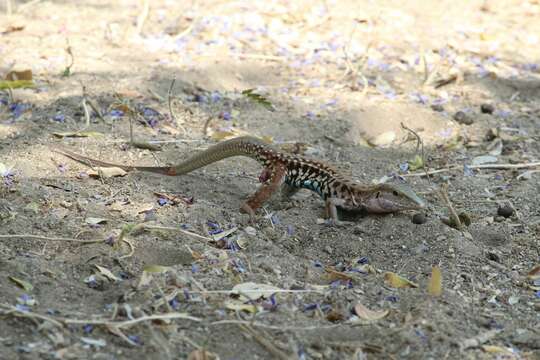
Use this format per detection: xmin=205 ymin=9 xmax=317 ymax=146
xmin=365 ymin=196 xmax=425 ymax=213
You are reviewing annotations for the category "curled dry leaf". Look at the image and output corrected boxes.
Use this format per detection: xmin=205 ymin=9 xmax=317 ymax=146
xmin=94 ymin=265 xmax=120 ymax=282
xmin=527 ymin=265 xmax=540 ymax=280
xmin=88 ymin=167 xmax=127 ymax=178
xmin=354 ymin=303 xmax=389 ymax=321
xmin=384 ymin=272 xmax=418 ymax=288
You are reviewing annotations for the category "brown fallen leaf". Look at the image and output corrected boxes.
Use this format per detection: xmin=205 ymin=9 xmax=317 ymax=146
xmin=527 ymin=264 xmax=540 ymax=280
xmin=5 ymin=69 xmax=32 ymax=81
xmin=384 ymin=272 xmax=418 ymax=288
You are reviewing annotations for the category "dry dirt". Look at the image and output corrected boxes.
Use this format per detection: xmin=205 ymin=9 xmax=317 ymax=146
xmin=1 ymin=0 xmax=539 ymax=359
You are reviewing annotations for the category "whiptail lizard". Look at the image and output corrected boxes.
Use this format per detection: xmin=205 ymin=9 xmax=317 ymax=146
xmin=56 ymin=136 xmax=425 ymax=225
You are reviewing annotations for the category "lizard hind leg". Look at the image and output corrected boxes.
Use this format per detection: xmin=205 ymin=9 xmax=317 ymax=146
xmin=240 ymin=164 xmax=287 ymax=222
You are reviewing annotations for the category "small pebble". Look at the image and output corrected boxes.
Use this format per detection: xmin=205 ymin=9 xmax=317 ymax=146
xmin=480 ymin=103 xmax=495 ymax=114
xmin=497 ymin=205 xmax=514 ymax=218
xmin=431 ymin=104 xmax=444 ymax=112
xmin=453 ymin=111 xmax=474 ymax=125
xmin=486 ymin=251 xmax=501 ymax=262
xmin=412 ymin=213 xmax=427 ymax=224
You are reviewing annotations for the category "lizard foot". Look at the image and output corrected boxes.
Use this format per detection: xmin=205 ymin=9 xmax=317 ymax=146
xmin=240 ymin=203 xmax=257 ymax=224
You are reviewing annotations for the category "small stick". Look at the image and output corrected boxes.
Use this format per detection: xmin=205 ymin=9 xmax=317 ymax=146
xmin=403 ymin=161 xmax=540 ymax=177
xmin=135 ymin=0 xmax=150 ymax=36
xmin=167 ymin=77 xmax=187 ymax=135
xmin=16 ymin=0 xmax=42 ymax=12
xmin=400 ymin=122 xmax=431 ymax=184
xmin=212 ymin=319 xmax=341 ymax=331
xmin=0 ymin=305 xmax=64 ymax=327
xmin=142 ymin=224 xmax=213 ymax=243
xmin=439 ymin=183 xmax=462 ymax=230
xmin=239 ymin=324 xmax=291 ymax=360
xmin=233 ymin=53 xmax=286 ymax=62
xmin=460 ymin=329 xmax=502 ymax=351
xmin=0 ymin=234 xmax=103 ymax=243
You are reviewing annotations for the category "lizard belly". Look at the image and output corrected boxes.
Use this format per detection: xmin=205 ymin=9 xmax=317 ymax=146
xmin=284 ymin=176 xmax=324 ymax=197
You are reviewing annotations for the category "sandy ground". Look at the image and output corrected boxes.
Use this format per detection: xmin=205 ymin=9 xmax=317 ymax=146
xmin=0 ymin=0 xmax=539 ymax=359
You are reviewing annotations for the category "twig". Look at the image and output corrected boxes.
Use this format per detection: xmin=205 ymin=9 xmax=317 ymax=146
xmin=400 ymin=122 xmax=430 ymax=184
xmin=16 ymin=0 xmax=42 ymax=12
xmin=167 ymin=77 xmax=187 ymax=135
xmin=212 ymin=320 xmax=341 ymax=331
xmin=135 ymin=0 xmax=150 ymax=36
xmin=63 ymin=312 xmax=201 ymax=327
xmin=173 ymin=21 xmax=195 ymax=41
xmin=439 ymin=183 xmax=462 ymax=230
xmin=459 ymin=329 xmax=502 ymax=351
xmin=233 ymin=53 xmax=286 ymax=62
xmin=142 ymin=224 xmax=213 ymax=243
xmin=0 ymin=305 xmax=64 ymax=327
xmin=403 ymin=161 xmax=540 ymax=177
xmin=0 ymin=234 xmax=102 ymax=244
xmin=87 ymin=99 xmax=106 ymax=123
xmin=239 ymin=324 xmax=291 ymax=360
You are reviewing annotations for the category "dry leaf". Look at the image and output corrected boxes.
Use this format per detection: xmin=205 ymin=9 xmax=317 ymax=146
xmin=212 ymin=227 xmax=237 ymax=241
xmin=5 ymin=69 xmax=32 ymax=81
xmin=427 ymin=266 xmax=442 ymax=296
xmin=210 ymin=130 xmax=238 ymax=141
xmin=88 ymin=167 xmax=127 ymax=178
xmin=94 ymin=265 xmax=120 ymax=282
xmin=86 ymin=217 xmax=108 ymax=225
xmin=481 ymin=345 xmax=514 ymax=355
xmin=231 ymin=282 xmax=281 ymax=301
xmin=384 ymin=272 xmax=418 ymax=288
xmin=325 ymin=267 xmax=353 ymax=282
xmin=224 ymin=299 xmax=259 ymax=313
xmin=354 ymin=303 xmax=389 ymax=321
xmin=527 ymin=265 xmax=540 ymax=280
xmin=9 ymin=276 xmax=34 ymax=292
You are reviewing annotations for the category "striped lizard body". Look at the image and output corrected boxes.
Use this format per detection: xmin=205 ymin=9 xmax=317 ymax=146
xmin=56 ymin=136 xmax=425 ymax=224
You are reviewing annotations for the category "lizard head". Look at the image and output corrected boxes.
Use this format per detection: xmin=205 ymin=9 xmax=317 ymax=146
xmin=360 ymin=183 xmax=425 ymax=213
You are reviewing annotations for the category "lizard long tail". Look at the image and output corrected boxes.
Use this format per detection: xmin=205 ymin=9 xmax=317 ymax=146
xmin=55 ymin=136 xmax=271 ymax=176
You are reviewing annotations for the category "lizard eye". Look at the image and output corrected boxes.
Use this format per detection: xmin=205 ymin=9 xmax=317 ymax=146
xmin=392 ymin=190 xmax=399 ymax=196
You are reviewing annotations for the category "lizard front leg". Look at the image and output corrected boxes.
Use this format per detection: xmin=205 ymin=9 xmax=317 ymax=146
xmin=241 ymin=164 xmax=287 ymax=222
xmin=325 ymin=197 xmax=354 ymax=226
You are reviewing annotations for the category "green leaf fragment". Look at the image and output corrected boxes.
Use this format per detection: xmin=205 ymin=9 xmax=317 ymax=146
xmin=9 ymin=276 xmax=34 ymax=292
xmin=241 ymin=89 xmax=275 ymax=111
xmin=0 ymin=80 xmax=34 ymax=89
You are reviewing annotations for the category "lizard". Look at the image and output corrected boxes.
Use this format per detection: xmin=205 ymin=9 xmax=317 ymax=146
xmin=55 ymin=136 xmax=425 ymax=225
